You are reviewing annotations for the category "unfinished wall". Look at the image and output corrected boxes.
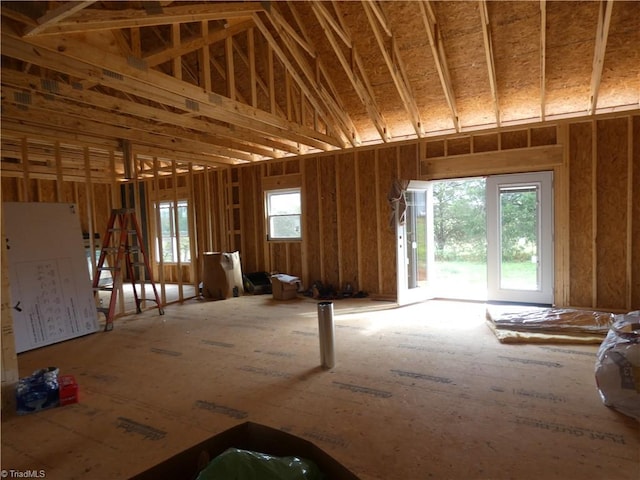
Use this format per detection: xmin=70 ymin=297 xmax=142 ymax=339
xmin=567 ymin=116 xmax=639 ymax=311
xmin=2 ymin=112 xmax=638 ymax=312
xmin=231 ymin=113 xmax=638 ymax=310
xmin=234 ymin=143 xmax=420 ymax=297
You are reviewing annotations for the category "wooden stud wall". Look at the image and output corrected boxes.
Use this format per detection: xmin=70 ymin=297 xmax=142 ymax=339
xmin=227 ymin=114 xmax=637 ymax=309
xmin=231 ymin=143 xmax=419 ymax=296
xmin=1 ymin=113 xmax=638 ymax=320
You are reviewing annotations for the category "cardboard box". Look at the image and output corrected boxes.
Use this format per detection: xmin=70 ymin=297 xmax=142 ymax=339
xmin=271 ymin=274 xmax=300 ymax=300
xmin=202 ymin=251 xmax=244 ymax=300
xmin=131 ymin=421 xmax=359 ymax=480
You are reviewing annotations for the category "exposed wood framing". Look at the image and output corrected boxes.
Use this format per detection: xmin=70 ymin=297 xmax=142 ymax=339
xmin=479 ymin=0 xmax=500 ymax=127
xmin=23 ymin=2 xmax=266 ymax=36
xmin=419 ymin=1 xmax=461 ymax=132
xmin=311 ymin=2 xmax=390 ymax=142
xmin=254 ymin=10 xmax=350 ymax=148
xmin=363 ymin=1 xmax=423 ymax=137
xmin=24 ymin=1 xmax=96 ymax=37
xmin=540 ymin=0 xmax=547 ymax=120
xmin=588 ymin=0 xmax=613 ymax=115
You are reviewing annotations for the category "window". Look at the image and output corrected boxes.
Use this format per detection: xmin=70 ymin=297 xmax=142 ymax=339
xmin=266 ymin=188 xmax=301 ymax=240
xmin=156 ymin=200 xmax=191 ymax=263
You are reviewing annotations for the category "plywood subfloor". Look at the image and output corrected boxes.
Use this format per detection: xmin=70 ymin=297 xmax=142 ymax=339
xmin=2 ymin=296 xmax=638 ymax=480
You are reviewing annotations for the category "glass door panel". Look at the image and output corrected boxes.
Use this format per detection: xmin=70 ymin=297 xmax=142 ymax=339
xmin=499 ymin=186 xmax=539 ymax=291
xmin=397 ymin=181 xmax=434 ymax=306
xmin=487 ymin=172 xmax=554 ymax=305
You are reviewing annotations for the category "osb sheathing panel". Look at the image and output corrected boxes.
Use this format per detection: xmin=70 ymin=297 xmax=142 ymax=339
xmin=287 ymin=242 xmax=303 ymax=282
xmin=318 ymin=156 xmax=340 ymax=288
xmin=270 ymin=242 xmax=288 ymax=275
xmin=633 ymin=116 xmax=640 ymax=309
xmin=239 ymin=166 xmax=262 ymax=274
xmin=287 ymin=3 xmax=375 ymax=142
xmin=597 ymin=3 xmax=640 ymax=109
xmin=426 ymin=140 xmax=445 ymax=159
xmin=473 ymin=133 xmax=499 ymax=153
xmin=398 ymin=144 xmax=419 ymax=181
xmin=531 ymin=126 xmax=557 ymax=147
xmin=501 ymin=129 xmax=529 ymax=150
xmin=544 ymin=1 xmax=598 ymax=117
xmin=335 ymin=2 xmax=409 ymax=137
xmin=432 ymin=1 xmax=494 ymax=127
xmin=377 ymin=147 xmax=398 ymax=295
xmin=357 ymin=150 xmax=379 ymax=294
xmin=382 ymin=3 xmax=455 ymax=133
xmin=596 ymin=117 xmax=628 ymax=309
xmin=569 ymin=122 xmax=594 ymax=307
xmin=303 ymin=157 xmax=322 ymax=284
xmin=488 ymin=1 xmax=541 ymax=123
xmin=336 ymin=152 xmax=359 ymax=291
xmin=447 ymin=137 xmax=471 ymax=156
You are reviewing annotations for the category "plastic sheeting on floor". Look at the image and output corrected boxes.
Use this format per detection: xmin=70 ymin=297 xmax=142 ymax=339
xmin=486 ymin=306 xmax=616 ymax=344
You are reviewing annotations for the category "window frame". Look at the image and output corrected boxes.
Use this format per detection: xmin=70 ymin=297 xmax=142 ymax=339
xmin=265 ymin=187 xmax=302 ymax=241
xmin=155 ymin=199 xmax=191 ymax=264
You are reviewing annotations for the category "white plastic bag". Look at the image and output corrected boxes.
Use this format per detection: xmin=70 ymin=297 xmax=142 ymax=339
xmin=594 ymin=311 xmax=640 ymax=421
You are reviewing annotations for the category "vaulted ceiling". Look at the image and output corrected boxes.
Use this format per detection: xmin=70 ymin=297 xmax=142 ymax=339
xmin=2 ymin=1 xmax=639 ymax=171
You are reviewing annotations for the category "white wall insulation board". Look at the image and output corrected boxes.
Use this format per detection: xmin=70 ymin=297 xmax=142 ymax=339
xmin=4 ymin=202 xmax=99 ymax=353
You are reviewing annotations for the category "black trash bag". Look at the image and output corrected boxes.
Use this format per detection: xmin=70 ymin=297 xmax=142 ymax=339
xmin=196 ymin=447 xmax=325 ymax=480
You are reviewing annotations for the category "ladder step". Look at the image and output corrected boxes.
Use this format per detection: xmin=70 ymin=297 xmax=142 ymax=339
xmin=92 ymin=208 xmax=162 ymax=331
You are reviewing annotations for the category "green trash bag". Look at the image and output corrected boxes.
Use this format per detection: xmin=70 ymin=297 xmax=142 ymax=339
xmin=196 ymin=447 xmax=325 ymax=480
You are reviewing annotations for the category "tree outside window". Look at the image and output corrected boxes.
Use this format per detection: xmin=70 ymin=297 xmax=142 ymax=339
xmin=266 ymin=189 xmax=301 ymax=240
xmin=156 ymin=200 xmax=191 ymax=263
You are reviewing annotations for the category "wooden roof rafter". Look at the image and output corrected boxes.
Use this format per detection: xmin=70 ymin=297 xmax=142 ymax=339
xmin=267 ymin=3 xmax=360 ymax=146
xmin=24 ymin=1 xmax=97 ymax=37
xmin=284 ymin=1 xmax=360 ymax=145
xmin=143 ymin=18 xmax=254 ymax=70
xmin=479 ymin=0 xmax=500 ymax=127
xmin=2 ymin=28 xmax=341 ymax=154
xmin=588 ymin=0 xmax=614 ymax=115
xmin=252 ymin=11 xmax=350 ymax=148
xmin=311 ymin=1 xmax=390 ymax=142
xmin=363 ymin=0 xmax=424 ymax=137
xmin=419 ymin=0 xmax=461 ymax=132
xmin=540 ymin=0 xmax=546 ymax=121
xmin=21 ymin=2 xmax=266 ymax=36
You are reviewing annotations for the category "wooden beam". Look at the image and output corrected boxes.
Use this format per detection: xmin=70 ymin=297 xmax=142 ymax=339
xmin=479 ymin=0 xmax=500 ymax=127
xmin=144 ymin=19 xmax=253 ymax=67
xmin=1 ymin=69 xmax=289 ymax=158
xmin=2 ymin=104 xmax=243 ymax=168
xmin=24 ymin=1 xmax=96 ymax=37
xmin=261 ymin=6 xmax=355 ymax=146
xmin=363 ymin=1 xmax=423 ymax=137
xmin=540 ymin=0 xmax=547 ymax=121
xmin=421 ymin=145 xmax=564 ymax=180
xmin=315 ymin=1 xmax=352 ymax=48
xmin=253 ymin=12 xmax=349 ymax=148
xmin=248 ymin=28 xmax=258 ymax=108
xmin=25 ymin=2 xmax=266 ymax=35
xmin=199 ymin=21 xmax=212 ymax=92
xmin=589 ymin=0 xmax=614 ymax=115
xmin=419 ymin=0 xmax=461 ymax=132
xmin=311 ymin=2 xmax=390 ymax=142
xmin=2 ymin=31 xmax=342 ymax=152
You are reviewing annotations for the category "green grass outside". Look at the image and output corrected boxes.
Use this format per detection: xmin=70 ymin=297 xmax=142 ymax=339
xmin=433 ymin=260 xmax=538 ymax=297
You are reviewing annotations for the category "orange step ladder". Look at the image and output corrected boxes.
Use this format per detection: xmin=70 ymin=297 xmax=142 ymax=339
xmin=93 ymin=208 xmax=164 ymax=331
